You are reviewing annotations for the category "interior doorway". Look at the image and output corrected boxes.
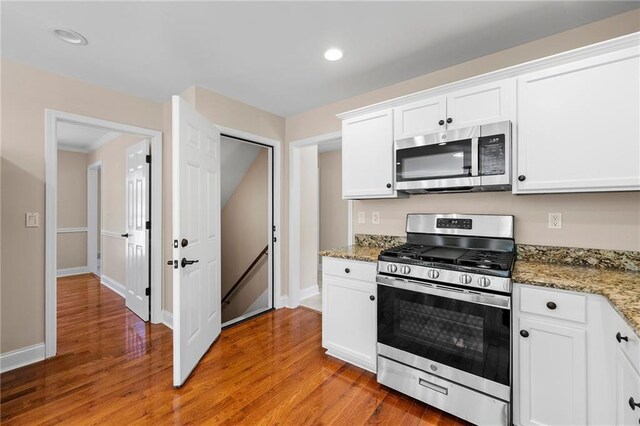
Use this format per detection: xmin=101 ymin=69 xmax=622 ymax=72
xmin=288 ymin=132 xmax=353 ymax=311
xmin=45 ymin=110 xmax=163 ymax=358
xmin=220 ymin=134 xmax=275 ymax=327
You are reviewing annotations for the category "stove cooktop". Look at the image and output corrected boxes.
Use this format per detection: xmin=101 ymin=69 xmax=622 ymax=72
xmin=379 ymin=243 xmax=515 ymax=273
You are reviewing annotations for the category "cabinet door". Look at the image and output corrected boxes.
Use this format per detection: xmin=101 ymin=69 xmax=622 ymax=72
xmin=322 ymin=274 xmax=376 ymax=372
xmin=616 ymin=348 xmax=640 ymax=426
xmin=445 ymin=79 xmax=515 ymax=130
xmin=342 ymin=109 xmax=396 ymax=199
xmin=393 ymin=95 xmax=446 ymax=139
xmin=515 ymin=46 xmax=640 ymax=193
xmin=518 ymin=316 xmax=587 ymax=426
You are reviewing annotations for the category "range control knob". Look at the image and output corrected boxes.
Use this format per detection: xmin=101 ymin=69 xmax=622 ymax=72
xmin=400 ymin=265 xmax=412 ymax=275
xmin=386 ymin=264 xmax=398 ymax=273
xmin=477 ymin=277 xmax=491 ymax=287
xmin=427 ymin=269 xmax=440 ymax=280
xmin=459 ymin=274 xmax=472 ymax=285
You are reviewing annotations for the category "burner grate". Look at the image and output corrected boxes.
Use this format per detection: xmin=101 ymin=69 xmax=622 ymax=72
xmin=457 ymin=250 xmax=514 ymax=271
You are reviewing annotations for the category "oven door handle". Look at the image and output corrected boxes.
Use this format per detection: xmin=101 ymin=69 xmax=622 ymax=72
xmin=377 ymin=275 xmax=511 ymax=310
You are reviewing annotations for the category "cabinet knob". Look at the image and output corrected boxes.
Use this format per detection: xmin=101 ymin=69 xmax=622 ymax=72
xmin=546 ymin=301 xmax=557 ymax=310
xmin=629 ymin=397 xmax=640 ymax=410
xmin=438 ymin=119 xmax=445 ymax=126
xmin=386 ymin=183 xmax=392 ymax=189
xmin=520 ymin=330 xmax=529 ymax=338
xmin=345 ymin=268 xmax=350 ymax=274
xmin=446 ymin=117 xmax=453 ymax=124
xmin=518 ymin=175 xmax=526 ymax=182
xmin=617 ymin=332 xmax=629 ymax=343
xmin=370 ymin=295 xmax=375 ymax=301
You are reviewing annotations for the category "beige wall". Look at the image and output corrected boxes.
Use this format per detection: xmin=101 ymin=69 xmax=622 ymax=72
xmin=88 ymin=133 xmax=147 ymax=284
xmin=286 ymin=10 xmax=640 ymax=253
xmin=221 ymin=149 xmax=269 ymax=323
xmin=56 ymin=150 xmax=88 ymax=269
xmin=299 ymin=145 xmax=319 ymax=291
xmin=1 ymin=59 xmax=163 ymax=353
xmin=319 ymin=150 xmax=348 ymax=251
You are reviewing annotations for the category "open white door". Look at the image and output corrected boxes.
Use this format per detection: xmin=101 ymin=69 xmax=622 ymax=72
xmin=125 ymin=139 xmax=150 ymax=321
xmin=172 ymin=95 xmax=222 ymax=387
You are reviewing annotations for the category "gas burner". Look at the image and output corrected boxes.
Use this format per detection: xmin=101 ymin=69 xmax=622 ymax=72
xmin=380 ymin=244 xmax=433 ymax=260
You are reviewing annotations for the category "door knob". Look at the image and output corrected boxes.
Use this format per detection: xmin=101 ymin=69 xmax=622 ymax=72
xmin=181 ymin=239 xmax=189 ymax=247
xmin=629 ymin=397 xmax=640 ymax=410
xmin=181 ymin=258 xmax=199 ymax=268
xmin=121 ymin=233 xmax=129 ymax=238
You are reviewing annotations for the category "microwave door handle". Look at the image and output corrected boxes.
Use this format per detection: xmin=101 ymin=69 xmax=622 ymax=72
xmin=471 ymin=137 xmax=479 ymax=176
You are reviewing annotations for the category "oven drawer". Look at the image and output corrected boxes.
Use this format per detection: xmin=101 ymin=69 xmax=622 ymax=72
xmin=322 ymin=257 xmax=376 ymax=282
xmin=378 ymin=356 xmax=509 ymax=426
xmin=519 ymin=285 xmax=586 ymax=323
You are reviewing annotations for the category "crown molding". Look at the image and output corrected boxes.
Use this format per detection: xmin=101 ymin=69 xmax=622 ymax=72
xmin=57 ymin=143 xmax=89 ymax=153
xmin=57 ymin=131 xmax=120 ymax=153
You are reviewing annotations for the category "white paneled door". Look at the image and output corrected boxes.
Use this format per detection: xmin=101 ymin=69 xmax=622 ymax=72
xmin=125 ymin=139 xmax=150 ymax=321
xmin=172 ymin=95 xmax=222 ymax=387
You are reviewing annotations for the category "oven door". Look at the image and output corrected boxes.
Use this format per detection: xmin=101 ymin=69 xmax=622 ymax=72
xmin=395 ymin=126 xmax=480 ymax=191
xmin=377 ymin=276 xmax=511 ymax=400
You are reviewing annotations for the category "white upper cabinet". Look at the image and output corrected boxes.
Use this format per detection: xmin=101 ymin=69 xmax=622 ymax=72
xmin=342 ymin=109 xmax=399 ymax=199
xmin=392 ymin=80 xmax=514 ymax=140
xmin=445 ymin=79 xmax=515 ymax=130
xmin=393 ymin=95 xmax=446 ymax=139
xmin=515 ymin=46 xmax=640 ymax=194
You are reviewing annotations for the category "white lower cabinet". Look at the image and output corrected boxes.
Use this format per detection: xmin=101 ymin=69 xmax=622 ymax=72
xmin=616 ymin=348 xmax=640 ymax=425
xmin=517 ymin=316 xmax=587 ymax=426
xmin=514 ymin=283 xmax=640 ymax=426
xmin=322 ymin=257 xmax=377 ymax=373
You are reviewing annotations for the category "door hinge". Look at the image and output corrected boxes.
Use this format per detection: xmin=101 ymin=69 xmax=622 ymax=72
xmin=146 ymin=221 xmax=151 ymax=230
xmin=145 ymin=154 xmax=151 ymax=164
xmin=145 ymin=287 xmax=151 ymax=296
xmin=273 ymin=225 xmax=276 ymax=232
xmin=273 ymin=237 xmax=277 ymax=243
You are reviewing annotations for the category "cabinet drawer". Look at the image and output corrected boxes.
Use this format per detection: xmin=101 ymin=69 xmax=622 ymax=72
xmin=322 ymin=257 xmax=376 ymax=282
xmin=520 ymin=286 xmax=586 ymax=323
xmin=611 ymin=309 xmax=640 ymax=370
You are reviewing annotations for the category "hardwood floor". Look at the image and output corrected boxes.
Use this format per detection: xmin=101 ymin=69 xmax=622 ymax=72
xmin=1 ymin=274 xmax=469 ymax=425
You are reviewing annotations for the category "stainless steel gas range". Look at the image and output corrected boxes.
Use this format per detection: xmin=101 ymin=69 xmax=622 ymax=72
xmin=376 ymin=213 xmax=515 ymax=425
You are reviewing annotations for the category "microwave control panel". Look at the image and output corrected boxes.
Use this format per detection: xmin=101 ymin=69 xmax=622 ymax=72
xmin=478 ymin=134 xmax=506 ymax=176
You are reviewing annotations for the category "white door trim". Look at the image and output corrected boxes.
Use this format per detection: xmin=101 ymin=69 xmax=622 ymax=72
xmin=87 ymin=160 xmax=102 ymax=276
xmin=288 ymin=131 xmax=351 ymax=309
xmin=45 ymin=109 xmax=163 ymax=359
xmin=215 ymin=125 xmax=283 ymax=309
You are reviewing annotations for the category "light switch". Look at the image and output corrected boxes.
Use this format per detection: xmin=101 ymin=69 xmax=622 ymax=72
xmin=26 ymin=212 xmax=39 ymax=228
xmin=372 ymin=212 xmax=380 ymax=225
xmin=358 ymin=211 xmax=366 ymax=224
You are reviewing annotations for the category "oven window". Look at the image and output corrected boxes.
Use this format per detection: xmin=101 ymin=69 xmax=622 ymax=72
xmin=396 ymin=139 xmax=472 ymax=182
xmin=378 ymin=284 xmax=510 ymax=386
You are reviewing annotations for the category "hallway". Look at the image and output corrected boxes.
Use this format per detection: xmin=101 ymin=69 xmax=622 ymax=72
xmin=1 ymin=275 xmax=466 ymax=425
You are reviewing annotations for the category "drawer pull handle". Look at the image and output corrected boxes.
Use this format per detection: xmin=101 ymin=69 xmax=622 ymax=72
xmin=546 ymin=301 xmax=557 ymax=310
xmin=418 ymin=378 xmax=448 ymax=395
xmin=344 ymin=268 xmax=350 ymax=274
xmin=369 ymin=295 xmax=375 ymax=301
xmin=629 ymin=397 xmax=640 ymax=410
xmin=617 ymin=332 xmax=629 ymax=343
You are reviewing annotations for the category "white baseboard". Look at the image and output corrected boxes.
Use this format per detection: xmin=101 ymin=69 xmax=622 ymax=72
xmin=281 ymin=295 xmax=291 ymax=309
xmin=100 ymin=274 xmax=125 ymax=298
xmin=162 ymin=310 xmax=173 ymax=330
xmin=299 ymin=285 xmax=320 ymax=301
xmin=57 ymin=266 xmax=89 ymax=277
xmin=0 ymin=343 xmax=45 ymax=373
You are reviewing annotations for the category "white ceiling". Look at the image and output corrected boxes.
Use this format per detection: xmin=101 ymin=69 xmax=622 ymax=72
xmin=57 ymin=122 xmax=119 ymax=152
xmin=2 ymin=2 xmax=638 ymax=117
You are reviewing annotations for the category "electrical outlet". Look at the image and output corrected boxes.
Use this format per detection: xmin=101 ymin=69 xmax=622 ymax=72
xmin=548 ymin=213 xmax=562 ymax=229
xmin=358 ymin=211 xmax=366 ymax=224
xmin=372 ymin=211 xmax=380 ymax=225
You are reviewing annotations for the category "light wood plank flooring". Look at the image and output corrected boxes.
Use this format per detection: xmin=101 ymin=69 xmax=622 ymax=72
xmin=1 ymin=274 xmax=468 ymax=425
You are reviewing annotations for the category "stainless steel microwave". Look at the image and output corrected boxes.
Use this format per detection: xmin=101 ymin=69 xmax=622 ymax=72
xmin=394 ymin=121 xmax=511 ymax=193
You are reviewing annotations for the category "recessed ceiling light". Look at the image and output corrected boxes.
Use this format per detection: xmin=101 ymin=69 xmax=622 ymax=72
xmin=53 ymin=29 xmax=88 ymax=46
xmin=324 ymin=48 xmax=343 ymax=61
